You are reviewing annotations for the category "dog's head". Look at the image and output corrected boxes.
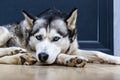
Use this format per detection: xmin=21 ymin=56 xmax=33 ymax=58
xmin=22 ymin=8 xmax=78 ymax=64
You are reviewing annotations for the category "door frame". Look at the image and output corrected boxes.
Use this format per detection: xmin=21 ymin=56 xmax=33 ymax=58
xmin=114 ymin=0 xmax=120 ymax=56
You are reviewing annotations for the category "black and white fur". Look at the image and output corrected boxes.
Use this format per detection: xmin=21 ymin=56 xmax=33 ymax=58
xmin=0 ymin=8 xmax=119 ymax=67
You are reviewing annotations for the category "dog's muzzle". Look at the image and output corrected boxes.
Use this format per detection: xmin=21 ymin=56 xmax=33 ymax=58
xmin=36 ymin=40 xmax=61 ymax=64
xmin=38 ymin=52 xmax=49 ymax=62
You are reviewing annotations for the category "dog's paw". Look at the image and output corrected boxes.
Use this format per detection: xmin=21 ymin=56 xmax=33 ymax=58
xmin=10 ymin=47 xmax=27 ymax=55
xmin=19 ymin=54 xmax=37 ymax=65
xmin=66 ymin=57 xmax=87 ymax=67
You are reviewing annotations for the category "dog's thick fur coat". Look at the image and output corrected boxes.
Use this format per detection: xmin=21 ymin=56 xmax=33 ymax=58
xmin=0 ymin=8 xmax=120 ymax=67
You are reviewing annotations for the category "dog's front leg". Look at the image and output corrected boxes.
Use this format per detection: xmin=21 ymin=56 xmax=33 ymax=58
xmin=0 ymin=47 xmax=37 ymax=65
xmin=55 ymin=54 xmax=87 ymax=67
xmin=74 ymin=49 xmax=120 ymax=64
xmin=0 ymin=47 xmax=27 ymax=57
xmin=0 ymin=53 xmax=37 ymax=65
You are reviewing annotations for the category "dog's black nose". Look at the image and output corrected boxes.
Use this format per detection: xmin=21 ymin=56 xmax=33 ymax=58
xmin=38 ymin=53 xmax=49 ymax=62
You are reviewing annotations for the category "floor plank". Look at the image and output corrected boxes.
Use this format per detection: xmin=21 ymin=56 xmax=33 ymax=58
xmin=0 ymin=63 xmax=120 ymax=80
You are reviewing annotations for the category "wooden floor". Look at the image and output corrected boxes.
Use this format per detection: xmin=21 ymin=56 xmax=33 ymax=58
xmin=0 ymin=63 xmax=120 ymax=80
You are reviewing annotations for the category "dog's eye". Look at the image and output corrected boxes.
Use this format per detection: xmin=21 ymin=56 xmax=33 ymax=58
xmin=52 ymin=36 xmax=60 ymax=42
xmin=36 ymin=35 xmax=42 ymax=40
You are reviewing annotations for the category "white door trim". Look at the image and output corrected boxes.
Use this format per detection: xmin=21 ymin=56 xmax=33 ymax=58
xmin=114 ymin=0 xmax=120 ymax=56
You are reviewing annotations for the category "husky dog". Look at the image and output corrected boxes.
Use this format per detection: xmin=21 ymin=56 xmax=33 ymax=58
xmin=0 ymin=8 xmax=120 ymax=67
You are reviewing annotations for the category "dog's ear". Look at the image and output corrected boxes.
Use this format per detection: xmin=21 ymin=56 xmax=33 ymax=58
xmin=66 ymin=8 xmax=78 ymax=30
xmin=22 ymin=10 xmax=36 ymax=30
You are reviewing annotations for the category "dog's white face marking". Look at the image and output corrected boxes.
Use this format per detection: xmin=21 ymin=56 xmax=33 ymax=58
xmin=35 ymin=38 xmax=61 ymax=64
xmin=29 ymin=19 xmax=70 ymax=64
